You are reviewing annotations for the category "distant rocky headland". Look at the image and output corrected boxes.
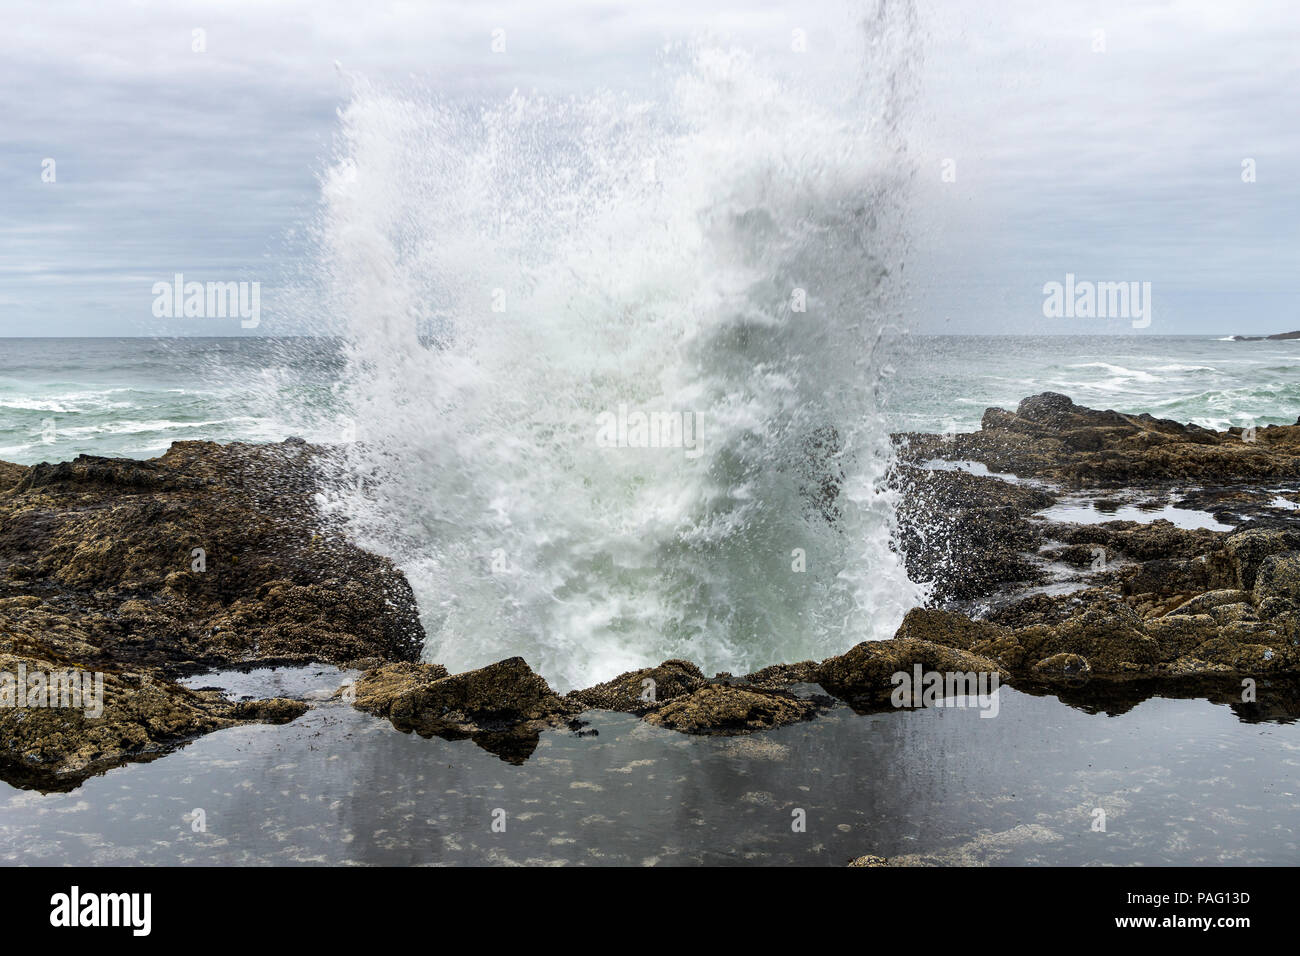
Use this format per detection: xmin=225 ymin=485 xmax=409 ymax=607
xmin=3 ymin=392 xmax=1300 ymax=790
xmin=1227 ymin=330 xmax=1300 ymax=341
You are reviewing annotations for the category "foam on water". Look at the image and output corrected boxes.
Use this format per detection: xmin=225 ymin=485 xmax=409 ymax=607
xmin=311 ymin=8 xmax=928 ymax=690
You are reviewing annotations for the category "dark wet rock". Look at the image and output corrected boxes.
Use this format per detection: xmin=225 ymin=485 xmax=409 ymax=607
xmin=1058 ymin=520 xmax=1222 ymax=563
xmin=1256 ymin=596 xmax=1296 ymax=620
xmin=1269 ymin=610 xmax=1300 ymax=644
xmin=1167 ymin=589 xmax=1253 ymax=616
xmin=1187 ymin=637 xmax=1284 ymax=672
xmin=1161 ymin=656 xmax=1237 ymax=678
xmin=1018 ymin=602 xmax=1160 ymax=672
xmin=1255 ymin=552 xmax=1300 ymax=604
xmin=562 ymin=660 xmax=831 ymax=736
xmin=890 ymin=396 xmax=1300 ymax=630
xmin=891 ymin=396 xmax=1300 ymax=684
xmin=1121 ymin=553 xmax=1237 ymax=599
xmin=350 ymin=661 xmax=450 ymax=712
xmin=815 ymin=630 xmax=1008 ymax=708
xmin=1030 ymin=653 xmax=1092 ymax=680
xmin=977 ymin=582 xmax=1300 ymax=681
xmin=892 ymin=465 xmax=1052 ymax=602
xmin=0 ymin=655 xmax=225 ymax=788
xmin=0 ymin=442 xmax=424 ymax=675
xmin=397 ymin=657 xmax=576 ymax=723
xmin=891 ymin=607 xmax=1027 ymax=670
xmin=353 ymin=657 xmax=579 ymax=763
xmin=0 ymin=640 xmax=308 ymax=791
xmin=896 ymin=391 xmax=1300 ymax=487
xmin=1210 ymin=603 xmax=1258 ymax=624
xmin=231 ymin=697 xmax=310 ymax=723
xmin=642 ymin=683 xmax=822 ymax=735
xmin=1173 ymin=487 xmax=1269 ymax=519
xmin=0 ymin=441 xmax=425 ymax=785
xmin=742 ymin=660 xmax=821 ymax=689
xmin=0 ymin=460 xmax=26 ymax=493
xmin=567 ymin=659 xmax=706 ymax=715
xmin=984 ymin=591 xmax=1086 ymax=629
xmin=904 ymin=570 xmax=1300 ymax=683
xmin=1225 ymin=529 xmax=1300 ymax=589
xmin=894 ymin=606 xmax=1009 ymax=651
xmin=1041 ymin=543 xmax=1101 ymax=568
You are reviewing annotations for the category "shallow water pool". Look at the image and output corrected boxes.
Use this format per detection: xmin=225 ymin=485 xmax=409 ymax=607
xmin=0 ymin=666 xmax=1295 ymax=866
xmin=1036 ymin=498 xmax=1234 ymax=531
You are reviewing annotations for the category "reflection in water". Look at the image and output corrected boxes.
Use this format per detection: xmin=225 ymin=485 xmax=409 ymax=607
xmin=0 ymin=667 xmax=1297 ymax=865
xmin=1035 ymin=498 xmax=1234 ymax=532
xmin=1015 ymin=676 xmax=1300 ymax=723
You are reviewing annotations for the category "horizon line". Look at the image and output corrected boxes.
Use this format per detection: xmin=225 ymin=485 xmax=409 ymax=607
xmin=1 ymin=331 xmax=1288 ymax=340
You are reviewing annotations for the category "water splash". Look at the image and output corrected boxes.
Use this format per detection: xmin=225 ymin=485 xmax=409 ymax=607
xmin=313 ymin=8 xmax=927 ymax=690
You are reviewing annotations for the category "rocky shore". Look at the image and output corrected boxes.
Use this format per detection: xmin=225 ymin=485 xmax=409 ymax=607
xmin=4 ymin=392 xmax=1300 ymax=789
xmin=0 ymin=440 xmax=422 ymax=788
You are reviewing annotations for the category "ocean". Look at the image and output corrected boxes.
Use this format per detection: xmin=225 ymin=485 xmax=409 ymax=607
xmin=2 ymin=334 xmax=1296 ymax=467
xmin=0 ymin=337 xmax=346 ymax=465
xmin=4 ymin=332 xmax=1295 ymax=688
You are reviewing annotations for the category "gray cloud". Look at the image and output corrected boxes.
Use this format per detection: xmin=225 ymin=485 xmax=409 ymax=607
xmin=1 ymin=0 xmax=1295 ymax=335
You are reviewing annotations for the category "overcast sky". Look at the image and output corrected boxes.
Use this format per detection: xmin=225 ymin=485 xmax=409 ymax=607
xmin=1 ymin=0 xmax=1296 ymax=336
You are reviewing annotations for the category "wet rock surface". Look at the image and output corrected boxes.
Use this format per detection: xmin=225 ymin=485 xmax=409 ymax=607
xmin=642 ymin=682 xmax=824 ymax=735
xmin=567 ymin=659 xmax=707 ymax=715
xmin=0 ymin=441 xmax=424 ymax=788
xmin=815 ymin=631 xmax=1008 ymax=709
xmin=887 ymin=394 xmax=1300 ymax=694
xmin=8 ymin=393 xmax=1300 ymax=787
xmin=892 ymin=465 xmax=1054 ymax=602
xmin=352 ymin=657 xmax=580 ymax=764
xmin=896 ymin=390 xmax=1300 ymax=487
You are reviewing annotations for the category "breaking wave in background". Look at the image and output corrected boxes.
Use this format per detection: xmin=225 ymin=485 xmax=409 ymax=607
xmin=310 ymin=5 xmax=928 ymax=690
